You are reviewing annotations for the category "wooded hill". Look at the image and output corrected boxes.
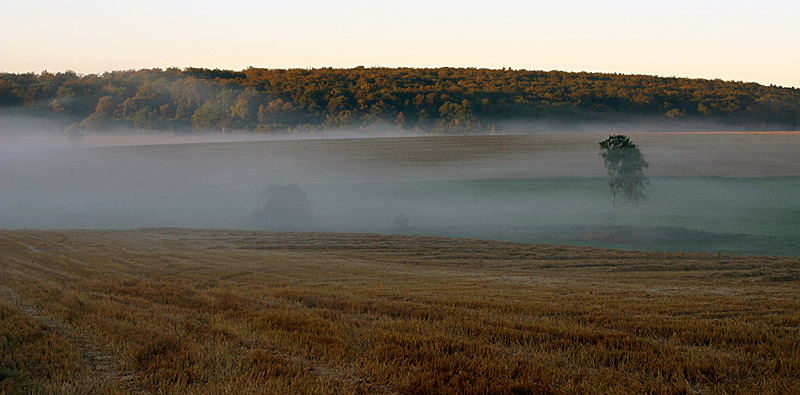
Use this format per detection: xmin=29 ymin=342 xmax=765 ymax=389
xmin=1 ymin=67 xmax=798 ymax=134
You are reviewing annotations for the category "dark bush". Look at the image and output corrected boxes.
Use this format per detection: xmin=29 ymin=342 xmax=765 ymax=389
xmin=250 ymin=184 xmax=311 ymax=230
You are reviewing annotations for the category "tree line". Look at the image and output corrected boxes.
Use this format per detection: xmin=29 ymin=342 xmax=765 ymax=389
xmin=1 ymin=67 xmax=799 ymax=134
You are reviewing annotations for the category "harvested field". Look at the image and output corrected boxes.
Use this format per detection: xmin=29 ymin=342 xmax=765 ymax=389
xmin=2 ymin=229 xmax=799 ymax=393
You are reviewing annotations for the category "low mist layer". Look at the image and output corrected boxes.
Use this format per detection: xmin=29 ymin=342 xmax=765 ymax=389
xmin=2 ymin=132 xmax=799 ymax=255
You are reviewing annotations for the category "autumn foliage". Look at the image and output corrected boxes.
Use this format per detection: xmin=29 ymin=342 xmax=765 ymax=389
xmin=1 ymin=67 xmax=799 ymax=134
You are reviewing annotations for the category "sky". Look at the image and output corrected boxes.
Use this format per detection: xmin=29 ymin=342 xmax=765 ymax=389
xmin=1 ymin=0 xmax=798 ymax=87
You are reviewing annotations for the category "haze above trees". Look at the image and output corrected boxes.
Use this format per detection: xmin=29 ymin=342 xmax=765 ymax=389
xmin=1 ymin=67 xmax=799 ymax=134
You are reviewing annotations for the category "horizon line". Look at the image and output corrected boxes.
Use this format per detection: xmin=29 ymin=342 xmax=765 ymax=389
xmin=2 ymin=66 xmax=796 ymax=90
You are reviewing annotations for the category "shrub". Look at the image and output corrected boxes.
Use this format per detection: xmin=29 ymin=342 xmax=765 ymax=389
xmin=250 ymin=184 xmax=311 ymax=230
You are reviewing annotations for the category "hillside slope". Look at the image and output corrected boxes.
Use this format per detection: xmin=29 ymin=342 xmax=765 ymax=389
xmin=3 ymin=67 xmax=799 ymax=133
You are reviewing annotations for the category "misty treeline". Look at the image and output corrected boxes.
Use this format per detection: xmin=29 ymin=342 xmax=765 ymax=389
xmin=1 ymin=67 xmax=799 ymax=134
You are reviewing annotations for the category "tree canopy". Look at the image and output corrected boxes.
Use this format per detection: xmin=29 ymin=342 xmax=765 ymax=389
xmin=599 ymin=135 xmax=648 ymax=225
xmin=250 ymin=184 xmax=312 ymax=231
xmin=2 ymin=67 xmax=799 ymax=134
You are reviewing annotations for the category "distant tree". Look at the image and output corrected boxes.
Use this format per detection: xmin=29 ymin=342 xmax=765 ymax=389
xmin=94 ymin=96 xmax=118 ymax=119
xmin=599 ymin=135 xmax=648 ymax=226
xmin=231 ymin=90 xmax=263 ymax=127
xmin=65 ymin=126 xmax=84 ymax=146
xmin=257 ymin=98 xmax=296 ymax=126
xmin=437 ymin=101 xmax=480 ymax=132
xmin=393 ymin=213 xmax=410 ymax=229
xmin=250 ymin=184 xmax=312 ymax=230
xmin=132 ymin=107 xmax=158 ymax=129
xmin=191 ymin=101 xmax=230 ymax=131
xmin=80 ymin=96 xmax=120 ymax=130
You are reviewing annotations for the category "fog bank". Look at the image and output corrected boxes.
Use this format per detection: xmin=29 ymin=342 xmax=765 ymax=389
xmin=2 ymin=132 xmax=798 ymax=255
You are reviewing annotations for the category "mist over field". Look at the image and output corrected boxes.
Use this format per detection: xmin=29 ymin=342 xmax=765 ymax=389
xmin=7 ymin=4 xmax=800 ymax=390
xmin=2 ymin=130 xmax=799 ymax=255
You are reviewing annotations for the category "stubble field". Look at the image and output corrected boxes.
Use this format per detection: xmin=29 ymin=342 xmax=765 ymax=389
xmin=2 ymin=229 xmax=799 ymax=394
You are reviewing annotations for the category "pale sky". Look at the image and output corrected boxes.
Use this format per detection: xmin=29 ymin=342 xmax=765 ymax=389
xmin=1 ymin=0 xmax=798 ymax=87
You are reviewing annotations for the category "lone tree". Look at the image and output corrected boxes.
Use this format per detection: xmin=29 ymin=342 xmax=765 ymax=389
xmin=393 ymin=213 xmax=410 ymax=229
xmin=599 ymin=135 xmax=648 ymax=226
xmin=250 ymin=184 xmax=311 ymax=230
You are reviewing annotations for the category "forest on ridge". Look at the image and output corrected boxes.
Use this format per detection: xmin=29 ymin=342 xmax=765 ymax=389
xmin=1 ymin=67 xmax=799 ymax=134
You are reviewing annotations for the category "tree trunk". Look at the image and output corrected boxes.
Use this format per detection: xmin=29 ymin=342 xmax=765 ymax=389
xmin=607 ymin=193 xmax=617 ymax=229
